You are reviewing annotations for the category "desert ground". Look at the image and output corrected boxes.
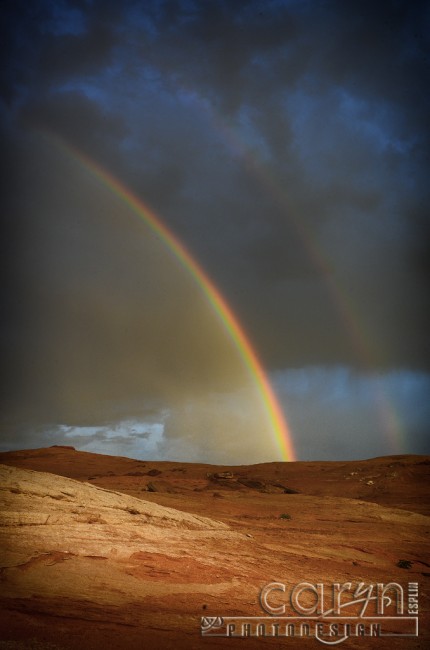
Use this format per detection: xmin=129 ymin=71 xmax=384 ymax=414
xmin=0 ymin=446 xmax=429 ymax=649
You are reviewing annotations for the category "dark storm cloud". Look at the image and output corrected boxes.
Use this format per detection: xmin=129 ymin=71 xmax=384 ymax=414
xmin=21 ymin=91 xmax=127 ymax=155
xmin=1 ymin=0 xmax=429 ymax=452
xmin=1 ymin=131 xmax=248 ymax=428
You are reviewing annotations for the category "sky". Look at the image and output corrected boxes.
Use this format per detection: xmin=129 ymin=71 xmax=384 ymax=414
xmin=1 ymin=0 xmax=429 ymax=463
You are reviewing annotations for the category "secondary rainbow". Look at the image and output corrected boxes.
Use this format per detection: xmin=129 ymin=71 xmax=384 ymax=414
xmin=187 ymin=93 xmax=404 ymax=454
xmin=53 ymin=140 xmax=296 ymax=461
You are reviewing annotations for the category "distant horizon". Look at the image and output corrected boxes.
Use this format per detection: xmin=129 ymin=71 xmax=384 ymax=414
xmin=1 ymin=443 xmax=428 ymax=467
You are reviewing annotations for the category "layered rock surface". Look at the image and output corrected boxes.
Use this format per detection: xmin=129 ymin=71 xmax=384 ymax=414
xmin=0 ymin=462 xmax=230 ymax=563
xmin=0 ymin=463 xmax=242 ymax=649
xmin=0 ymin=450 xmax=429 ymax=649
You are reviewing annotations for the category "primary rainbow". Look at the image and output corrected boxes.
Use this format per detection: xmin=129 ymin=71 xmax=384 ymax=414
xmin=52 ymin=139 xmax=296 ymax=461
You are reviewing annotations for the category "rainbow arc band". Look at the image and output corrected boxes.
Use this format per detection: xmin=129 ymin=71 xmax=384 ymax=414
xmin=175 ymin=89 xmax=403 ymax=454
xmin=52 ymin=140 xmax=296 ymax=461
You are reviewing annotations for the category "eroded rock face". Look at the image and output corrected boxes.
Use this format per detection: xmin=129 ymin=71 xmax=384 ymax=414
xmin=0 ymin=463 xmax=231 ymax=569
xmin=0 ymin=465 xmax=247 ymax=649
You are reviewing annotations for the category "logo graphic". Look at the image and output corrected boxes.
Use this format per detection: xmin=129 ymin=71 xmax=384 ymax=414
xmin=201 ymin=581 xmax=419 ymax=644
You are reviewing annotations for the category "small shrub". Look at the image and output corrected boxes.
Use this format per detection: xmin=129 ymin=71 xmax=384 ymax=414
xmin=397 ymin=559 xmax=412 ymax=569
xmin=279 ymin=513 xmax=292 ymax=520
